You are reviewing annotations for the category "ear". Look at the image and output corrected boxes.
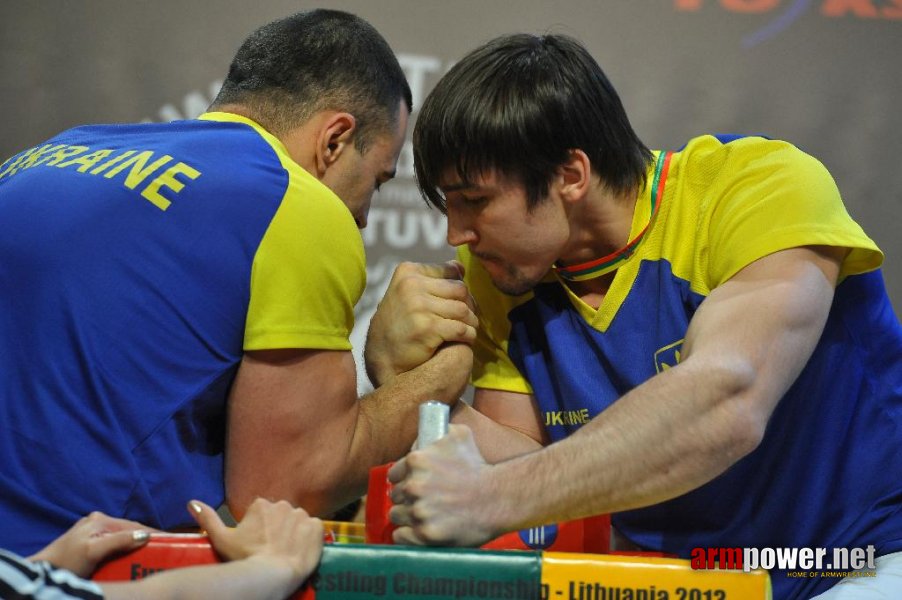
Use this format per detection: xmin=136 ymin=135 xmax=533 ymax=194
xmin=555 ymin=149 xmax=591 ymax=204
xmin=314 ymin=112 xmax=357 ymax=175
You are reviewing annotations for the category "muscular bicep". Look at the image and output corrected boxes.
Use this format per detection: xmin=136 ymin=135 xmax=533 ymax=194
xmin=681 ymin=245 xmax=844 ymax=418
xmin=225 ymin=348 xmax=359 ymax=518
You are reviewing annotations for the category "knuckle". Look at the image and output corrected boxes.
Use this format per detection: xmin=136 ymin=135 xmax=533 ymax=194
xmin=410 ymin=503 xmax=429 ymax=523
xmin=400 ymin=281 xmax=427 ymax=303
xmin=420 ymin=523 xmax=445 ymax=544
xmin=395 ymin=261 xmax=416 ymax=276
xmin=424 ymin=332 xmax=444 ymax=348
xmin=442 ymin=279 xmax=467 ymax=298
xmin=406 ymin=450 xmax=425 ymax=469
xmin=274 ymin=499 xmax=294 ymax=510
xmin=453 ymin=280 xmax=470 ymax=295
xmin=409 ymin=298 xmax=429 ymax=315
xmin=441 ymin=321 xmax=467 ymax=341
xmin=452 ymin=301 xmax=469 ymax=320
xmin=405 ymin=480 xmax=423 ymax=498
xmin=392 ymin=527 xmax=410 ymax=544
xmin=308 ymin=517 xmax=324 ymax=534
xmin=434 ymin=320 xmax=455 ymax=339
xmin=389 ymin=506 xmax=407 ymax=525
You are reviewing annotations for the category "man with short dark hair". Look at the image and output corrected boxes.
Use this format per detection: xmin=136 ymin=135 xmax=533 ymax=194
xmin=0 ymin=9 xmax=475 ymax=555
xmin=374 ymin=33 xmax=902 ymax=600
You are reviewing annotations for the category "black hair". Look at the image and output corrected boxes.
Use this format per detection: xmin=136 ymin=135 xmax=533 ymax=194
xmin=413 ymin=33 xmax=652 ymax=211
xmin=211 ymin=9 xmax=412 ymax=152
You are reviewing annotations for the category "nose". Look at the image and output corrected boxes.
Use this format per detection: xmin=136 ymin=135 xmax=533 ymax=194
xmin=356 ymin=199 xmax=372 ymax=229
xmin=445 ymin=209 xmax=477 ymax=248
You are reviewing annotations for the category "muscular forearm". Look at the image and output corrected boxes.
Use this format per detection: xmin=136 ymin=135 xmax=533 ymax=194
xmin=451 ymin=401 xmax=543 ymax=464
xmin=339 ymin=344 xmax=476 ymax=502
xmin=227 ymin=343 xmax=471 ymax=519
xmin=481 ymin=358 xmax=763 ymax=532
xmin=393 ymin=249 xmax=840 ymax=545
xmin=324 ymin=371 xmax=457 ymax=509
xmin=483 ymin=248 xmax=839 ymax=528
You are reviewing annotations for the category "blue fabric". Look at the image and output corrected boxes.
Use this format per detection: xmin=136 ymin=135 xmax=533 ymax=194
xmin=508 ymin=260 xmax=902 ymax=600
xmin=0 ymin=120 xmax=287 ymax=553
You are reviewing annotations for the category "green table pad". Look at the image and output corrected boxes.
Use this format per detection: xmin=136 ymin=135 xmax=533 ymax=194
xmin=311 ymin=543 xmax=542 ymax=599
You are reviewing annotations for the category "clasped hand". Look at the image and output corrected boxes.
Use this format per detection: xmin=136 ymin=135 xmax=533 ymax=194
xmin=365 ymin=260 xmax=478 ymax=386
xmin=387 ymin=424 xmax=498 ymax=548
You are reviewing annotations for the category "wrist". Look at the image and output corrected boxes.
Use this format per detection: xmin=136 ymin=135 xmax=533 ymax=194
xmin=364 ymin=360 xmax=389 ymax=389
xmin=27 ymin=550 xmax=52 ymax=564
xmin=482 ymin=459 xmax=531 ymax=536
xmin=449 ymin=399 xmax=469 ymax=422
xmin=363 ymin=347 xmax=399 ymax=388
xmin=243 ymin=554 xmax=306 ymax=595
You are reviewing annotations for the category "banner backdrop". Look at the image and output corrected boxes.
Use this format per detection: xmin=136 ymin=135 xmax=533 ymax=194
xmin=2 ymin=1 xmax=899 ymax=391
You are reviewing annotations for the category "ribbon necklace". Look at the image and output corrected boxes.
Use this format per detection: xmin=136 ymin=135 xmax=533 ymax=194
xmin=554 ymin=151 xmax=673 ymax=282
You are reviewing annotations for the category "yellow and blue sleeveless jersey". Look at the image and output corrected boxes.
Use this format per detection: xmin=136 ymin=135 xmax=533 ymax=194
xmin=462 ymin=135 xmax=901 ymax=600
xmin=0 ymin=112 xmax=365 ymax=554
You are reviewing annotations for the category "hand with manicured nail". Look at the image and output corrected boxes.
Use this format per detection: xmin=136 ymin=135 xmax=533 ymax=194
xmin=187 ymin=497 xmax=324 ymax=586
xmin=18 ymin=498 xmax=325 ymax=600
xmin=28 ymin=512 xmax=153 ymax=577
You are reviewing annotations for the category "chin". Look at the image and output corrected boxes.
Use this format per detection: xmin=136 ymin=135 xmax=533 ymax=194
xmin=490 ymin=270 xmax=543 ymax=297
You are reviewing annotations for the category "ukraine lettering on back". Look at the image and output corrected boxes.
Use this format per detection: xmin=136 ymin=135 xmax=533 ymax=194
xmin=0 ymin=142 xmax=201 ymax=211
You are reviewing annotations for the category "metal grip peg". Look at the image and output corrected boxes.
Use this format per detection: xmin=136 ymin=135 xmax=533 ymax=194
xmin=417 ymin=400 xmax=449 ymax=449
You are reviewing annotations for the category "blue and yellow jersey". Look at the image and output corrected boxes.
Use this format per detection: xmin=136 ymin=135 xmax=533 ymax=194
xmin=0 ymin=113 xmax=365 ymax=553
xmin=461 ymin=135 xmax=902 ymax=600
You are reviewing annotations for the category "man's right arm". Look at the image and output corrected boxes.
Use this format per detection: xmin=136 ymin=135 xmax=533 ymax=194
xmin=389 ymin=246 xmax=844 ymax=546
xmin=364 ymin=261 xmax=478 ymax=387
xmin=364 ymin=260 xmax=543 ymax=463
xmin=224 ymin=342 xmax=472 ymax=520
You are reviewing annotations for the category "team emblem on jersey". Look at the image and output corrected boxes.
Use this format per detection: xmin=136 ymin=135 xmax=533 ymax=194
xmin=518 ymin=524 xmax=558 ymax=549
xmin=654 ymin=339 xmax=684 ymax=373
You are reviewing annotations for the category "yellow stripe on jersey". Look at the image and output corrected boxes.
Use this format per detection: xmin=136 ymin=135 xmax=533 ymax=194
xmin=463 ymin=135 xmax=883 ymax=395
xmin=197 ymin=112 xmax=366 ymax=352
